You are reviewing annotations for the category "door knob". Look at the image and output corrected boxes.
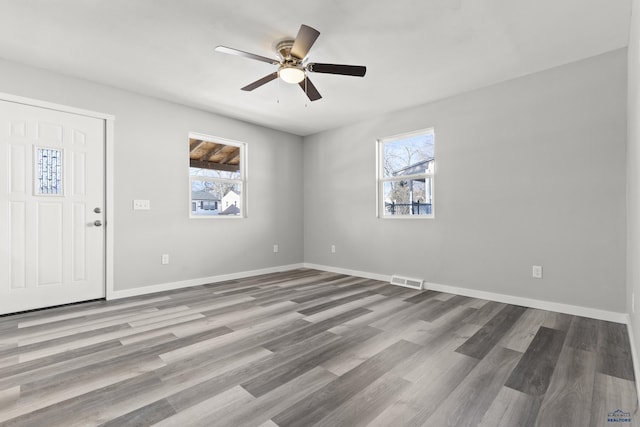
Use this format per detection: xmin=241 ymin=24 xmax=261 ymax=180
xmin=94 ymin=207 xmax=102 ymax=213
xmin=94 ymin=220 xmax=102 ymax=227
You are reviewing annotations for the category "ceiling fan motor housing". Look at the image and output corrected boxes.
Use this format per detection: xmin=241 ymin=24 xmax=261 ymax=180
xmin=276 ymin=40 xmax=300 ymax=62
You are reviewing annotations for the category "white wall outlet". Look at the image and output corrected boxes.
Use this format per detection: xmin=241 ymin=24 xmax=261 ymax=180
xmin=273 ymin=244 xmax=279 ymax=253
xmin=532 ymin=265 xmax=543 ymax=279
xmin=133 ymin=199 xmax=150 ymax=210
xmin=161 ymin=254 xmax=169 ymax=265
xmin=331 ymin=245 xmax=336 ymax=254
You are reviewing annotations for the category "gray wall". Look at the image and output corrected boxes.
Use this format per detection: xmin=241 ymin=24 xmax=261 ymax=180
xmin=628 ymin=0 xmax=640 ymax=361
xmin=304 ymin=49 xmax=627 ymax=312
xmin=0 ymin=58 xmax=304 ymax=291
xmin=0 ymin=48 xmax=628 ymax=313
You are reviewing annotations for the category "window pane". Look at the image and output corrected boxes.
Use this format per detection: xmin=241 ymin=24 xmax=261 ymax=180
xmin=382 ymin=178 xmax=432 ymax=216
xmin=189 ymin=139 xmax=241 ymax=180
xmin=189 ymin=167 xmax=239 ymax=180
xmin=191 ymin=180 xmax=242 ymax=216
xmin=189 ymin=135 xmax=245 ymax=218
xmin=36 ymin=147 xmax=63 ymax=195
xmin=383 ymin=132 xmax=434 ymax=178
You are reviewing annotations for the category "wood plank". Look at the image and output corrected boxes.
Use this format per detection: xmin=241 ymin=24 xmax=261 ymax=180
xmin=301 ymin=294 xmax=384 ymax=324
xmin=0 ymin=387 xmax=19 ymax=415
xmin=337 ymin=297 xmax=414 ymax=330
xmin=198 ymin=142 xmax=225 ymax=161
xmin=188 ymin=138 xmax=205 ymax=152
xmin=297 ymin=290 xmax=377 ymax=316
xmin=566 ymin=316 xmax=599 ymax=352
xmin=455 ymin=305 xmax=527 ymax=360
xmin=151 ymin=385 xmax=253 ymax=427
xmin=241 ymin=326 xmax=380 ymax=397
xmin=462 ymin=300 xmax=506 ymax=326
xmin=88 ymin=348 xmax=272 ymax=425
xmin=498 ymin=308 xmax=547 ymax=353
xmin=478 ymin=386 xmax=542 ymax=427
xmin=402 ymin=289 xmax=440 ymax=304
xmin=0 ymin=372 xmax=163 ymax=425
xmin=418 ymin=294 xmax=473 ymax=322
xmin=504 ymin=326 xmax=566 ymax=396
xmin=157 ymin=315 xmax=306 ymax=365
xmin=589 ymin=373 xmax=637 ymax=427
xmin=163 ymin=329 xmax=347 ymax=413
xmin=189 ymin=159 xmax=239 ymax=172
xmin=211 ymin=367 xmax=336 ymax=427
xmin=405 ymin=308 xmax=479 ymax=351
xmin=320 ymin=327 xmax=411 ymax=376
xmin=422 ymin=345 xmax=523 ymax=427
xmin=541 ymin=311 xmax=573 ymax=331
xmin=261 ymin=307 xmax=371 ymax=352
xmin=313 ymin=373 xmax=411 ymax=427
xmin=271 ymin=340 xmax=421 ymax=427
xmin=535 ymin=346 xmax=596 ymax=427
xmin=368 ymin=350 xmax=479 ymax=426
xmin=0 ymin=340 xmax=123 ymax=388
xmin=368 ymin=295 xmax=444 ymax=331
xmin=597 ymin=321 xmax=635 ymax=381
xmin=157 ymin=316 xmax=309 ymax=370
xmin=99 ymin=398 xmax=176 ymax=427
xmin=401 ymin=322 xmax=481 ymax=383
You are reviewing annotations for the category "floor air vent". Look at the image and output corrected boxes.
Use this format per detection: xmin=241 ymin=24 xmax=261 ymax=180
xmin=390 ymin=275 xmax=423 ymax=290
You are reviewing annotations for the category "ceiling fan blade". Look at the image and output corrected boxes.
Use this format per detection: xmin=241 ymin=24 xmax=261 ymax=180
xmin=290 ymin=25 xmax=320 ymax=60
xmin=298 ymin=77 xmax=322 ymax=101
xmin=307 ymin=63 xmax=366 ymax=77
xmin=215 ymin=46 xmax=279 ymax=65
xmin=241 ymin=72 xmax=278 ymax=91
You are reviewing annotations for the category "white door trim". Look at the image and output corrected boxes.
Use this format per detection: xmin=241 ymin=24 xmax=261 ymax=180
xmin=0 ymin=92 xmax=116 ymax=303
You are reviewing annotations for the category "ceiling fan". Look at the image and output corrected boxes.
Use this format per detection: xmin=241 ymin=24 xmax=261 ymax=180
xmin=214 ymin=24 xmax=366 ymax=101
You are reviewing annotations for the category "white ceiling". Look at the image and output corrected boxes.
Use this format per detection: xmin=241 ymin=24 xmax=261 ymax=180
xmin=0 ymin=0 xmax=631 ymax=136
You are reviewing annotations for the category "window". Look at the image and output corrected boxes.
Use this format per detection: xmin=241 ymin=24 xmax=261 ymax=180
xmin=35 ymin=147 xmax=63 ymax=195
xmin=189 ymin=132 xmax=246 ymax=218
xmin=377 ymin=128 xmax=435 ymax=218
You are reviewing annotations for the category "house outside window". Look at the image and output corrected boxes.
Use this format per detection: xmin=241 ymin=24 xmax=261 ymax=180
xmin=377 ymin=128 xmax=435 ymax=218
xmin=189 ymin=132 xmax=246 ymax=218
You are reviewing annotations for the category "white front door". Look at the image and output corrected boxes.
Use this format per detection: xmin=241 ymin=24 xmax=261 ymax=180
xmin=0 ymin=100 xmax=105 ymax=314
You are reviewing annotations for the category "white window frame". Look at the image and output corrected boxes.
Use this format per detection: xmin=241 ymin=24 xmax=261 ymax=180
xmin=189 ymin=132 xmax=248 ymax=219
xmin=376 ymin=127 xmax=435 ymax=219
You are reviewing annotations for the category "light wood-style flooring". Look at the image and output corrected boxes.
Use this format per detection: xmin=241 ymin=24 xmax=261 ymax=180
xmin=0 ymin=269 xmax=637 ymax=426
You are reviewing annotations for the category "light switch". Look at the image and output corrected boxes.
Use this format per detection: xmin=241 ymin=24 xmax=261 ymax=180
xmin=133 ymin=200 xmax=150 ymax=210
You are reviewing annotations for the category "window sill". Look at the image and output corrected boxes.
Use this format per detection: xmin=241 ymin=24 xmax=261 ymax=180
xmin=379 ymin=215 xmax=434 ymax=220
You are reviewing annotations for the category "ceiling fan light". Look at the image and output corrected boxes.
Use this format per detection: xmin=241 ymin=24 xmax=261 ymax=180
xmin=278 ymin=66 xmax=305 ymax=84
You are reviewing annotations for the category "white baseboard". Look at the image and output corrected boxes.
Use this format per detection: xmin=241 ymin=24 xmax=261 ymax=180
xmin=108 ymin=261 xmax=627 ymax=324
xmin=424 ymin=281 xmax=627 ymax=324
xmin=303 ymin=263 xmax=389 ymax=282
xmin=107 ymin=263 xmax=305 ymax=300
xmin=303 ymin=263 xmax=627 ymax=324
